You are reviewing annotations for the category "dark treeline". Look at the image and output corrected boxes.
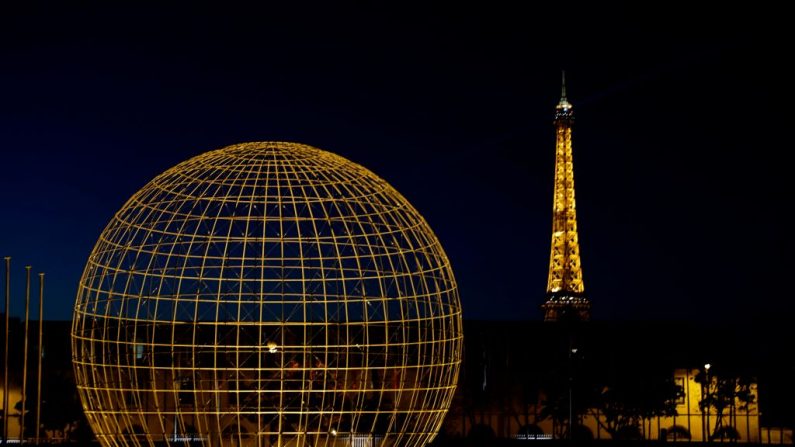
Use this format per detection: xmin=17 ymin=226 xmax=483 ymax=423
xmin=439 ymin=319 xmax=793 ymax=442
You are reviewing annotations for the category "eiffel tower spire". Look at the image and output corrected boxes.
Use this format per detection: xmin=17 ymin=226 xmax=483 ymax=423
xmin=542 ymin=73 xmax=591 ymax=322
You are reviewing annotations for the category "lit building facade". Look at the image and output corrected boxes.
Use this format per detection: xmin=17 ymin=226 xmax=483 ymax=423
xmin=0 ymin=382 xmax=22 ymax=441
xmin=442 ymin=321 xmax=792 ymax=444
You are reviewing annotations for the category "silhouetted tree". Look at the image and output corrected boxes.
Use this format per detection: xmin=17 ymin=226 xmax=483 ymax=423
xmin=594 ymin=372 xmax=683 ymax=439
xmin=696 ymin=367 xmax=755 ymax=441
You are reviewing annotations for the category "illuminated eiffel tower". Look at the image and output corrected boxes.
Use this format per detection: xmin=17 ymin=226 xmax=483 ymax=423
xmin=541 ymin=73 xmax=591 ymax=322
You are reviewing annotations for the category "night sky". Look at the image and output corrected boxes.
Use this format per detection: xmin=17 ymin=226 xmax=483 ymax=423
xmin=1 ymin=3 xmax=790 ymax=324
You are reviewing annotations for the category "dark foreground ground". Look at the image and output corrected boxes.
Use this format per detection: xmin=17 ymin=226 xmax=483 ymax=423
xmin=17 ymin=441 xmax=787 ymax=446
xmin=436 ymin=440 xmax=786 ymax=447
xmin=14 ymin=443 xmax=785 ymax=446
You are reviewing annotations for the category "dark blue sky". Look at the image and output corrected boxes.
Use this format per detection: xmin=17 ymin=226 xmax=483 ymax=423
xmin=1 ymin=3 xmax=789 ymax=323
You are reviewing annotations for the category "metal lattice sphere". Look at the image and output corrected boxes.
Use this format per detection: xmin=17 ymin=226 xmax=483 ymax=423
xmin=71 ymin=142 xmax=463 ymax=447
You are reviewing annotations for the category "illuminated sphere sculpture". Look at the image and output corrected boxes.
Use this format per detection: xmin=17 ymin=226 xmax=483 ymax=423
xmin=71 ymin=142 xmax=463 ymax=447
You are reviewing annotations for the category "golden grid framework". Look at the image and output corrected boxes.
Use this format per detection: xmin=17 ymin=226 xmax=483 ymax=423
xmin=71 ymin=142 xmax=463 ymax=447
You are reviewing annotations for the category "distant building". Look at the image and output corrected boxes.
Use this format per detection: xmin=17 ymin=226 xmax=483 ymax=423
xmin=441 ymin=320 xmax=793 ymax=444
xmin=0 ymin=381 xmax=22 ymax=441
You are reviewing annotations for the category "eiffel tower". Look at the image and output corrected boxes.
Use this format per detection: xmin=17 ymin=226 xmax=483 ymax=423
xmin=542 ymin=73 xmax=591 ymax=322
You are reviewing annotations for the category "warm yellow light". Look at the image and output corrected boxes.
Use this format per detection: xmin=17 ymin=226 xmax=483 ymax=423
xmin=71 ymin=142 xmax=463 ymax=447
xmin=543 ymin=85 xmax=590 ymax=322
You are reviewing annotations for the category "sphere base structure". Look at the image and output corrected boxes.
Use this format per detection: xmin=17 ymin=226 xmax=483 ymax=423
xmin=71 ymin=142 xmax=463 ymax=447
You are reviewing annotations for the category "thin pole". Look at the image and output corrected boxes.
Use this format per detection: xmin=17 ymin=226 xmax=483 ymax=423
xmin=22 ymin=267 xmax=32 ymax=443
xmin=705 ymin=368 xmax=710 ymax=442
xmin=35 ymin=273 xmax=44 ymax=445
xmin=568 ymin=347 xmax=573 ymax=441
xmin=3 ymin=256 xmax=10 ymax=446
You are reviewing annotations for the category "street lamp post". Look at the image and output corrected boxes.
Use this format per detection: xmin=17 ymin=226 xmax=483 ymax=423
xmin=568 ymin=347 xmax=578 ymax=440
xmin=704 ymin=363 xmax=711 ymax=442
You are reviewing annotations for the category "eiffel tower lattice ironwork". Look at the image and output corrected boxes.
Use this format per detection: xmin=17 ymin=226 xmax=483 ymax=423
xmin=542 ymin=72 xmax=591 ymax=322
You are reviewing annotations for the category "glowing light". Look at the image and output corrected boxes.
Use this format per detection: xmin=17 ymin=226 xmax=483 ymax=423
xmin=543 ymin=82 xmax=590 ymax=322
xmin=71 ymin=142 xmax=463 ymax=447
